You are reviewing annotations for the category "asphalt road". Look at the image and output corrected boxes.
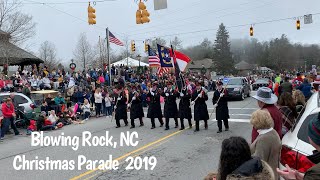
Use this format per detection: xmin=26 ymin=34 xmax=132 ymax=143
xmin=0 ymin=91 xmax=258 ymax=180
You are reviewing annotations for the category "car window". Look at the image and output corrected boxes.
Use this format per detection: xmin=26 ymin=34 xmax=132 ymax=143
xmin=292 ymin=105 xmax=306 ymax=131
xmin=0 ymin=95 xmax=9 ymax=103
xmin=15 ymin=95 xmax=28 ymax=104
xmin=297 ymin=113 xmax=318 ymax=144
xmin=228 ymin=79 xmax=242 ymax=85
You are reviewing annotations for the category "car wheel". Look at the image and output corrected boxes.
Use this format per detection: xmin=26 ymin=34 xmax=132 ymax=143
xmin=240 ymin=92 xmax=245 ymax=100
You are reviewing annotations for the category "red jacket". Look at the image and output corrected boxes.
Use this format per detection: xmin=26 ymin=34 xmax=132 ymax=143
xmin=251 ymin=104 xmax=283 ymax=143
xmin=28 ymin=120 xmax=37 ymax=131
xmin=44 ymin=119 xmax=53 ymax=126
xmin=2 ymin=102 xmax=14 ymax=118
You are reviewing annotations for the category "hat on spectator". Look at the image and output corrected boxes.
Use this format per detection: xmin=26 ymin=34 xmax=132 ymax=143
xmin=217 ymin=81 xmax=223 ymax=86
xmin=308 ymin=113 xmax=320 ymax=146
xmin=252 ymin=87 xmax=278 ymax=104
xmin=41 ymin=111 xmax=46 ymax=116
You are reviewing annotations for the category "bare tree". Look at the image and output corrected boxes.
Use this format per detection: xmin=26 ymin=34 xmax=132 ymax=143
xmin=39 ymin=41 xmax=57 ymax=69
xmin=73 ymin=33 xmax=95 ymax=70
xmin=171 ymin=36 xmax=182 ymax=50
xmin=0 ymin=0 xmax=36 ymax=45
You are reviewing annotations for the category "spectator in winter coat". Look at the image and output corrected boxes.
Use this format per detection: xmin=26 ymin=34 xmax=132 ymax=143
xmin=26 ymin=120 xmax=37 ymax=135
xmin=296 ymin=78 xmax=312 ymax=101
xmin=252 ymin=87 xmax=282 ymax=143
xmin=250 ymin=109 xmax=281 ymax=180
xmin=1 ymin=98 xmax=21 ymax=140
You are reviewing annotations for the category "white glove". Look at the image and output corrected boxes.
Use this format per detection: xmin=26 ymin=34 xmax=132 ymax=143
xmin=127 ymin=104 xmax=131 ymax=108
xmin=164 ymin=87 xmax=167 ymax=92
xmin=165 ymin=93 xmax=169 ymax=97
xmin=132 ymin=96 xmax=136 ymax=100
xmin=114 ymin=106 xmax=117 ymax=109
xmin=180 ymin=92 xmax=184 ymax=97
xmin=117 ymin=97 xmax=121 ymax=100
xmin=213 ymin=104 xmax=218 ymax=108
xmin=198 ymin=93 xmax=202 ymax=98
xmin=220 ymin=93 xmax=224 ymax=97
xmin=151 ymin=92 xmax=155 ymax=96
xmin=191 ymin=101 xmax=195 ymax=105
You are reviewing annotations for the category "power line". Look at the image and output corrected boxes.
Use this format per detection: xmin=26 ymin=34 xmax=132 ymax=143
xmin=140 ymin=12 xmax=320 ymax=40
xmin=127 ymin=0 xmax=275 ymax=36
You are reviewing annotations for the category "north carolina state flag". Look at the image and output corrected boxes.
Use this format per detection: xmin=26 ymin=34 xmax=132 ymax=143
xmin=169 ymin=50 xmax=191 ymax=72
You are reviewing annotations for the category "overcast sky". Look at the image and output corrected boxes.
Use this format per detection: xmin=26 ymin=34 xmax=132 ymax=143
xmin=20 ymin=0 xmax=320 ymax=63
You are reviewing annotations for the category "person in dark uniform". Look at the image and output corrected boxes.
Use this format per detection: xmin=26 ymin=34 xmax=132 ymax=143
xmin=128 ymin=85 xmax=144 ymax=129
xmin=114 ymin=85 xmax=128 ymax=128
xmin=178 ymin=85 xmax=192 ymax=130
xmin=162 ymin=82 xmax=179 ymax=130
xmin=212 ymin=81 xmax=230 ymax=133
xmin=191 ymin=81 xmax=209 ymax=132
xmin=147 ymin=82 xmax=164 ymax=129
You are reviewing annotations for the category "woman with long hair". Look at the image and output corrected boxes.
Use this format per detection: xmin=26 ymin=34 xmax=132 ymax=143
xmin=292 ymin=90 xmax=305 ymax=106
xmin=278 ymin=92 xmax=298 ymax=134
xmin=216 ymin=136 xmax=274 ymax=180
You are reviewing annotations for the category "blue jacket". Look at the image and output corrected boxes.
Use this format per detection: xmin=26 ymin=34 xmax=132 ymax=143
xmin=297 ymin=83 xmax=312 ymax=98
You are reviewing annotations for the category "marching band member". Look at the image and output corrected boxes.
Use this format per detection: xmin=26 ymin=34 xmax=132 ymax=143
xmin=162 ymin=82 xmax=179 ymax=130
xmin=128 ymin=85 xmax=144 ymax=129
xmin=191 ymin=81 xmax=209 ymax=132
xmin=147 ymin=82 xmax=164 ymax=129
xmin=212 ymin=81 xmax=230 ymax=133
xmin=114 ymin=85 xmax=128 ymax=128
xmin=178 ymin=84 xmax=192 ymax=130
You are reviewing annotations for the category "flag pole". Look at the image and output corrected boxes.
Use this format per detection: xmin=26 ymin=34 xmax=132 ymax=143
xmin=99 ymin=36 xmax=103 ymax=66
xmin=106 ymin=28 xmax=111 ymax=86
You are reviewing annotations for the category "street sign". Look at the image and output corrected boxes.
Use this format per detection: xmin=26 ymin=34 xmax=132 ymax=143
xmin=304 ymin=14 xmax=313 ymax=24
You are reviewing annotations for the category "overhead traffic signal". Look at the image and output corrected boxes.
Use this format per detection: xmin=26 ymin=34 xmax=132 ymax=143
xmin=296 ymin=20 xmax=300 ymax=30
xmin=88 ymin=3 xmax=96 ymax=25
xmin=250 ymin=26 xmax=253 ymax=36
xmin=136 ymin=1 xmax=150 ymax=24
xmin=131 ymin=40 xmax=136 ymax=52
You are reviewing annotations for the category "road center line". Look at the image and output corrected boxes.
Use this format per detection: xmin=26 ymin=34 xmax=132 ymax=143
xmin=69 ymin=129 xmax=184 ymax=180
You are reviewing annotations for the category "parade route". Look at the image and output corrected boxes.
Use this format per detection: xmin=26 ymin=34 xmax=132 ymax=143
xmin=0 ymin=92 xmax=258 ymax=180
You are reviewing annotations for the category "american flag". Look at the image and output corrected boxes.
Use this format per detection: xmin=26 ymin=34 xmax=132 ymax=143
xmin=108 ymin=31 xmax=124 ymax=46
xmin=148 ymin=45 xmax=161 ymax=67
xmin=157 ymin=67 xmax=171 ymax=77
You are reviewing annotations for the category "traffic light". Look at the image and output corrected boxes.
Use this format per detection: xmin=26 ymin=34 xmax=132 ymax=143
xmin=131 ymin=40 xmax=136 ymax=52
xmin=88 ymin=3 xmax=96 ymax=25
xmin=296 ymin=20 xmax=300 ymax=30
xmin=250 ymin=26 xmax=253 ymax=36
xmin=136 ymin=1 xmax=150 ymax=24
xmin=144 ymin=41 xmax=148 ymax=52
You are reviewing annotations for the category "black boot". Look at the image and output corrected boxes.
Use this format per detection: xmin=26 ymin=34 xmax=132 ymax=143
xmin=188 ymin=119 xmax=192 ymax=129
xmin=180 ymin=118 xmax=185 ymax=130
xmin=139 ymin=118 xmax=144 ymax=127
xmin=174 ymin=118 xmax=178 ymax=128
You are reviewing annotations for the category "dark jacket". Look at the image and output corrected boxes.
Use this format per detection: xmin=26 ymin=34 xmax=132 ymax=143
xmin=129 ymin=92 xmax=144 ymax=120
xmin=178 ymin=89 xmax=192 ymax=119
xmin=147 ymin=90 xmax=162 ymax=119
xmin=226 ymin=157 xmax=275 ymax=180
xmin=279 ymin=81 xmax=293 ymax=95
xmin=212 ymin=88 xmax=229 ymax=120
xmin=305 ymin=151 xmax=320 ymax=180
xmin=192 ymin=89 xmax=209 ymax=121
xmin=114 ymin=92 xmax=127 ymax=120
xmin=297 ymin=82 xmax=312 ymax=99
xmin=162 ymin=89 xmax=178 ymax=119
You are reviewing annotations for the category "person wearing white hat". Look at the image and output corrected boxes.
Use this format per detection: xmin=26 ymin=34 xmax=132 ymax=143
xmin=251 ymin=87 xmax=283 ymax=143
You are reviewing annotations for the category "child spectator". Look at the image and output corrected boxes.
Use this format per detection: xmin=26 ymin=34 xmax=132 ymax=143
xmin=105 ymin=92 xmax=112 ymax=117
xmin=26 ymin=120 xmax=37 ymax=135
xmin=81 ymin=99 xmax=91 ymax=121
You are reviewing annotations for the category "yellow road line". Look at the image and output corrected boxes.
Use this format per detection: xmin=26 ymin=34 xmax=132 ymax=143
xmin=70 ymin=130 xmax=184 ymax=180
xmin=83 ymin=139 xmax=169 ymax=180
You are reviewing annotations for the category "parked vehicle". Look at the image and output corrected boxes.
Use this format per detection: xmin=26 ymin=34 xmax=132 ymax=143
xmin=280 ymin=91 xmax=319 ymax=173
xmin=0 ymin=92 xmax=35 ymax=112
xmin=224 ymin=77 xmax=251 ymax=100
xmin=252 ymin=78 xmax=271 ymax=90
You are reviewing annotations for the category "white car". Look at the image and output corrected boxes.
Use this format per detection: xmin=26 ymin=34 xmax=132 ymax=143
xmin=280 ymin=91 xmax=319 ymax=173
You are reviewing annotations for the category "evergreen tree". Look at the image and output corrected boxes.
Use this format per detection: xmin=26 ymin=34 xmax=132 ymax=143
xmin=213 ymin=23 xmax=235 ymax=74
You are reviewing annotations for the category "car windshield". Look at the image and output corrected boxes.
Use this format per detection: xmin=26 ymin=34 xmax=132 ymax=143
xmin=297 ymin=113 xmax=318 ymax=144
xmin=256 ymin=79 xmax=269 ymax=83
xmin=227 ymin=79 xmax=242 ymax=85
